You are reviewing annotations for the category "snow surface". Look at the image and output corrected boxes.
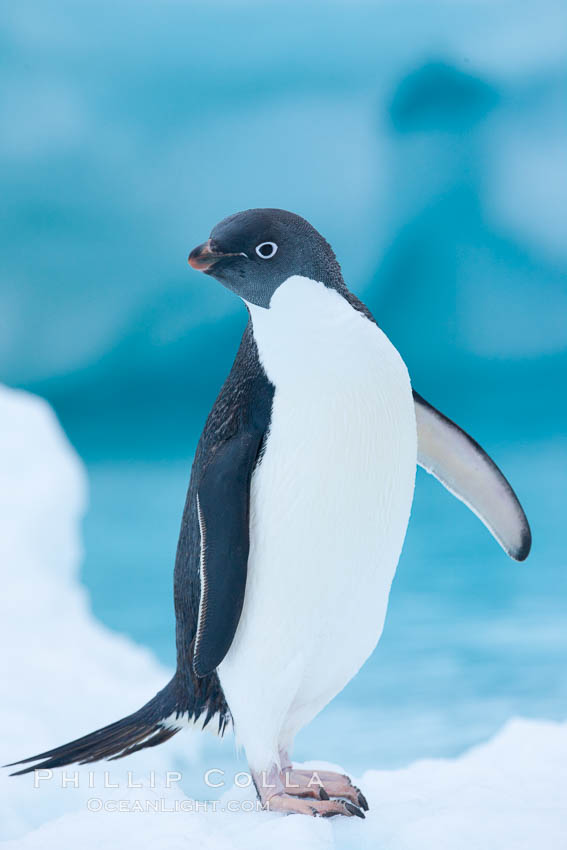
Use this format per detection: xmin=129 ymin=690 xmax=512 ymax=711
xmin=1 ymin=383 xmax=566 ymax=849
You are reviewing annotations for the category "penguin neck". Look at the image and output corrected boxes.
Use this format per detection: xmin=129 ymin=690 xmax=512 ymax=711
xmin=246 ymin=275 xmax=377 ymax=387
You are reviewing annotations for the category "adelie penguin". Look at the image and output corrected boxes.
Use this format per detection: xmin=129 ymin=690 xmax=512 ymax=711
xmin=8 ymin=208 xmax=531 ymax=818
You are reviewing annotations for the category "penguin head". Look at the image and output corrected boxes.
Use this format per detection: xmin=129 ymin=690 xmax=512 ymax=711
xmin=188 ymin=208 xmax=344 ymax=308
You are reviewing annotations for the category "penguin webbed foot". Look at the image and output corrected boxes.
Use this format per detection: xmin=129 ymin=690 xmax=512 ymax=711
xmin=281 ymin=768 xmax=369 ymax=812
xmin=266 ymin=793 xmax=365 ymax=818
xmin=251 ymin=764 xmax=367 ymax=818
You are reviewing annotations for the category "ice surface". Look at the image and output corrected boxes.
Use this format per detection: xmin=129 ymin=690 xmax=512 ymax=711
xmin=2 ymin=384 xmax=566 ymax=849
xmin=0 ymin=385 xmax=199 ymax=839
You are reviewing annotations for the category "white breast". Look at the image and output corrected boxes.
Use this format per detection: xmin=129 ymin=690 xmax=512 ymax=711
xmin=217 ymin=276 xmax=417 ymax=768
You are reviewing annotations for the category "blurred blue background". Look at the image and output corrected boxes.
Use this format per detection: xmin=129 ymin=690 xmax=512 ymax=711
xmin=1 ymin=0 xmax=566 ymax=779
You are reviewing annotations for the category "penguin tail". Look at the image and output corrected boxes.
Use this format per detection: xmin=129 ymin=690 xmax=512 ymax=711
xmin=5 ymin=676 xmax=190 ymax=776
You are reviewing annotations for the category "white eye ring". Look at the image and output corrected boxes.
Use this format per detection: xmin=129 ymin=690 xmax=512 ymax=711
xmin=255 ymin=241 xmax=278 ymax=259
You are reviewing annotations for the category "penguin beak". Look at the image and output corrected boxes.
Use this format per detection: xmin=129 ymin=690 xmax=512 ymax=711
xmin=188 ymin=239 xmax=246 ymax=271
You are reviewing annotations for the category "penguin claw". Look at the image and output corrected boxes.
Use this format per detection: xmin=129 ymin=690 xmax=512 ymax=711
xmin=344 ymin=801 xmax=365 ymax=819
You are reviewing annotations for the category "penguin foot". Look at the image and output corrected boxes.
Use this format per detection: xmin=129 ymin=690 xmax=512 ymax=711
xmin=266 ymin=793 xmax=365 ymax=818
xmin=251 ymin=764 xmax=366 ymax=818
xmin=279 ymin=768 xmax=369 ymax=811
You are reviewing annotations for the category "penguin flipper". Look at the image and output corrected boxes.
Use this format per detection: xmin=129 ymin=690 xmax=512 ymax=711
xmin=413 ymin=391 xmax=531 ymax=561
xmin=192 ymin=429 xmax=265 ymax=678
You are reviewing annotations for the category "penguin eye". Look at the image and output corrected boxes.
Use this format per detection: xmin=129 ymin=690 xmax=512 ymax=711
xmin=255 ymin=242 xmax=278 ymax=259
